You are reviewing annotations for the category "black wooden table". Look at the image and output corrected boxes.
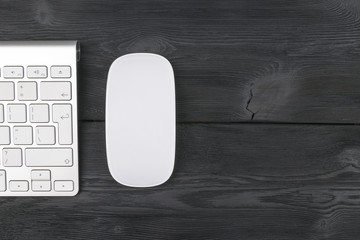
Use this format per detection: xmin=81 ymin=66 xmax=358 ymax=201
xmin=1 ymin=1 xmax=360 ymax=239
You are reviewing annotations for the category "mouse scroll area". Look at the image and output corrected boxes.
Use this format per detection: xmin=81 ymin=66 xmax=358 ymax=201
xmin=106 ymin=53 xmax=176 ymax=188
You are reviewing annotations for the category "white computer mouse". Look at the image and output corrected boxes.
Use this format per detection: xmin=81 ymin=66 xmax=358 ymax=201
xmin=106 ymin=53 xmax=176 ymax=187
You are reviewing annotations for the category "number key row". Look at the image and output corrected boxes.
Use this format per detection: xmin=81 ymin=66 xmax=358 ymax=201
xmin=0 ymin=81 xmax=71 ymax=101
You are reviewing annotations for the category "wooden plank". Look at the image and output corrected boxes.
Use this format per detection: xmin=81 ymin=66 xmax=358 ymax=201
xmin=1 ymin=0 xmax=360 ymax=122
xmin=1 ymin=122 xmax=360 ymax=239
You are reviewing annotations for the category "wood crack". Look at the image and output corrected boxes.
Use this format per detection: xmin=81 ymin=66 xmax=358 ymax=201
xmin=246 ymin=89 xmax=256 ymax=120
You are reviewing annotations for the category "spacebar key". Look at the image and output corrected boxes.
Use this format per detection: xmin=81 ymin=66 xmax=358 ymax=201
xmin=26 ymin=148 xmax=73 ymax=167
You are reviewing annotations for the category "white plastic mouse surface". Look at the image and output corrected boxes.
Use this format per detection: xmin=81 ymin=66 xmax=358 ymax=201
xmin=106 ymin=53 xmax=176 ymax=187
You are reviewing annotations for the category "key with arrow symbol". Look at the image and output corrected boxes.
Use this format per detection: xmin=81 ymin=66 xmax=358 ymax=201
xmin=61 ymin=114 xmax=69 ymax=120
xmin=53 ymin=104 xmax=73 ymax=145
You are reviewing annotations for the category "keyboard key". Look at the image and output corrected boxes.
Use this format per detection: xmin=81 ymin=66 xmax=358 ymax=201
xmin=0 ymin=104 xmax=3 ymax=123
xmin=51 ymin=66 xmax=71 ymax=78
xmin=53 ymin=104 xmax=73 ymax=145
xmin=0 ymin=126 xmax=10 ymax=145
xmin=27 ymin=66 xmax=47 ymax=78
xmin=0 ymin=171 xmax=5 ymax=191
xmin=7 ymin=104 xmax=26 ymax=123
xmin=2 ymin=148 xmax=22 ymax=167
xmin=40 ymin=82 xmax=71 ymax=100
xmin=36 ymin=126 xmax=55 ymax=145
xmin=29 ymin=104 xmax=49 ymax=123
xmin=54 ymin=181 xmax=74 ymax=192
xmin=25 ymin=148 xmax=73 ymax=167
xmin=32 ymin=181 xmax=51 ymax=192
xmin=18 ymin=82 xmax=37 ymax=101
xmin=31 ymin=170 xmax=51 ymax=180
xmin=9 ymin=180 xmax=28 ymax=192
xmin=14 ymin=126 xmax=33 ymax=145
xmin=4 ymin=66 xmax=24 ymax=79
xmin=0 ymin=82 xmax=15 ymax=101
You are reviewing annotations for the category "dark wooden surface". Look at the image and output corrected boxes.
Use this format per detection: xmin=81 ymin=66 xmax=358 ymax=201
xmin=1 ymin=0 xmax=360 ymax=239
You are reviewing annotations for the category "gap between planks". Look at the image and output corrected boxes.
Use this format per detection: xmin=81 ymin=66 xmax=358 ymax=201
xmin=80 ymin=120 xmax=360 ymax=126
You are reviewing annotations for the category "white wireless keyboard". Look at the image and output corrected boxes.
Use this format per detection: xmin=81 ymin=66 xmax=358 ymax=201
xmin=0 ymin=41 xmax=79 ymax=196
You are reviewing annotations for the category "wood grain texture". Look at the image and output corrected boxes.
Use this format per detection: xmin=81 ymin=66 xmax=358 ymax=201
xmin=1 ymin=122 xmax=360 ymax=239
xmin=1 ymin=0 xmax=360 ymax=239
xmin=1 ymin=0 xmax=360 ymax=122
